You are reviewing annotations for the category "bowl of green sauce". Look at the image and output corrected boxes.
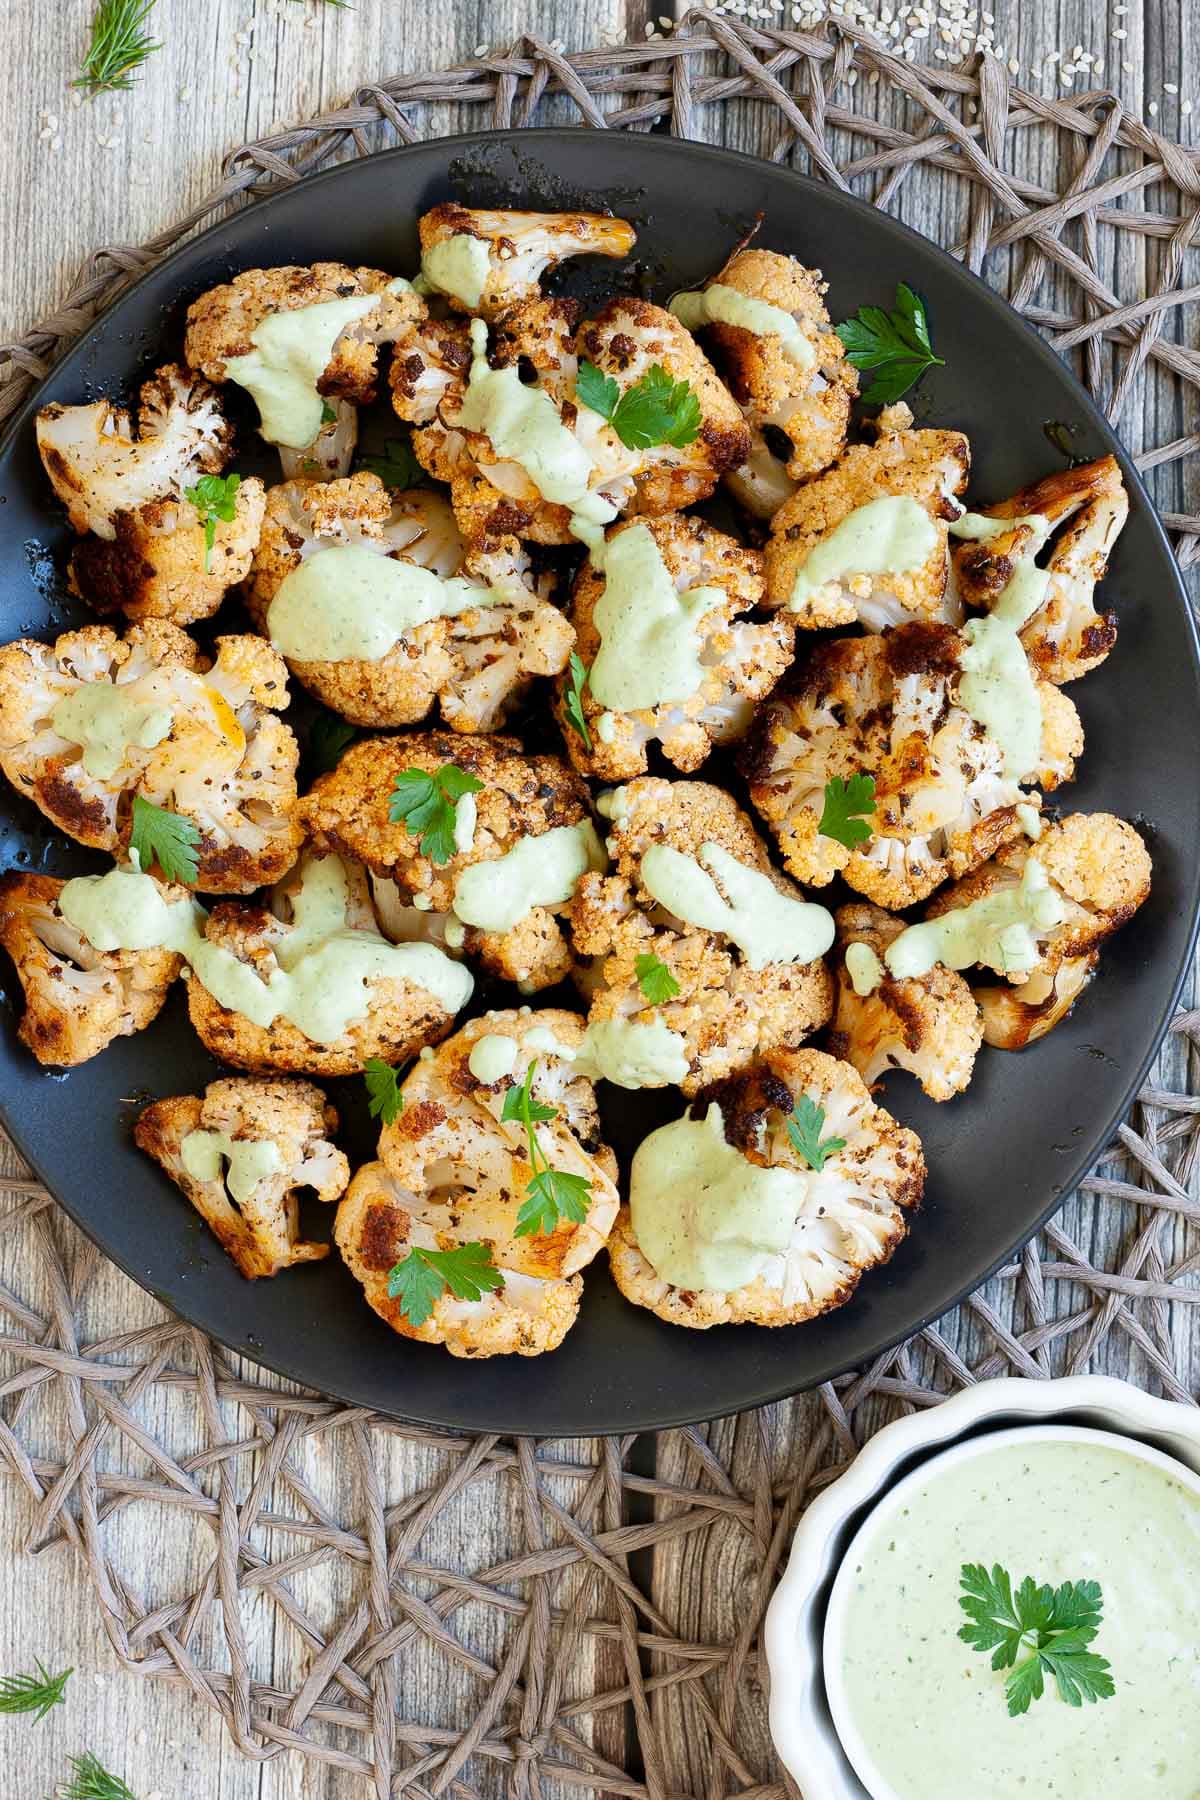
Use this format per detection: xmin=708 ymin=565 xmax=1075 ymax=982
xmin=763 ymin=1376 xmax=1200 ymax=1799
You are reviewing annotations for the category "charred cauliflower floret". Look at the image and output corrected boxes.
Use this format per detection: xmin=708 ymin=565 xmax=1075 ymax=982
xmin=186 ymin=848 xmax=473 ymax=1076
xmin=926 ymin=812 xmax=1151 ymax=1048
xmin=70 ymin=476 xmax=266 ymax=626
xmin=570 ymin=778 xmax=833 ymax=1095
xmin=36 ymin=364 xmax=232 ymax=540
xmin=741 ymin=623 xmax=1080 ymax=909
xmin=673 ymin=248 xmax=858 ymax=484
xmin=299 ymin=731 xmax=600 ymax=993
xmin=952 ymin=456 xmax=1128 ymax=684
xmin=135 ymin=1077 xmax=349 ymax=1279
xmin=388 ymin=312 xmax=473 ymax=433
xmin=763 ymin=403 xmax=969 ymax=628
xmin=417 ymin=203 xmax=636 ymax=318
xmin=0 ymin=623 xmax=301 ymax=892
xmin=608 ymin=1047 xmax=925 ymax=1329
xmin=0 ymin=869 xmax=186 ymax=1067
xmin=335 ymin=1009 xmax=619 ymax=1357
xmin=554 ymin=513 xmax=793 ymax=781
xmin=828 ymin=901 xmax=982 ymax=1101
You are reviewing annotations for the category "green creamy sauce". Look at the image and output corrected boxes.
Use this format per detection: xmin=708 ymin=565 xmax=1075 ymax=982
xmin=59 ymin=866 xmax=201 ymax=954
xmin=224 ymin=294 xmax=382 ymax=449
xmin=834 ymin=1438 xmax=1200 ymax=1800
xmin=467 ymin=1032 xmax=519 ymax=1084
xmin=789 ymin=495 xmax=938 ymax=611
xmin=630 ymin=1103 xmax=807 ymax=1289
xmin=669 ymin=284 xmax=817 ymax=371
xmin=452 ymin=822 xmax=606 ymax=935
xmin=266 ymin=544 xmax=500 ymax=662
xmin=420 ymin=234 xmax=492 ymax=309
xmin=588 ymin=523 xmax=724 ymax=712
xmin=180 ymin=1130 xmax=281 ymax=1204
xmin=845 ymin=941 xmax=885 ymax=996
xmin=640 ymin=841 xmax=834 ymax=971
xmin=950 ymin=510 xmax=1053 ymax=778
xmin=886 ymin=857 xmax=1065 ymax=980
xmin=51 ymin=685 xmax=173 ymax=781
xmin=525 ymin=1017 xmax=688 ymax=1090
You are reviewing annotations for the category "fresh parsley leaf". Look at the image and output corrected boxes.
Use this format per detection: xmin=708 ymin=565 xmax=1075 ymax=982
xmin=74 ymin=0 xmax=161 ymax=97
xmin=306 ymin=710 xmax=357 ymax=776
xmin=576 ymin=360 xmax=701 ymax=450
xmin=184 ymin=471 xmax=241 ymax=573
xmin=785 ymin=1095 xmax=847 ymax=1171
xmin=364 ymin=1058 xmax=404 ymax=1126
xmin=958 ymin=1565 xmax=1115 ymax=1717
xmin=502 ymin=1059 xmax=593 ymax=1237
xmin=563 ymin=652 xmax=592 ymax=751
xmin=0 ymin=1658 xmax=71 ymax=1723
xmin=635 ymin=952 xmax=680 ymax=1006
xmin=319 ymin=399 xmax=337 ymax=424
xmin=835 ymin=282 xmax=945 ymax=405
xmin=386 ymin=1242 xmax=502 ymax=1328
xmin=388 ymin=764 xmax=483 ymax=865
xmin=54 ymin=1752 xmax=138 ymax=1799
xmin=128 ymin=794 xmax=200 ymax=886
xmin=818 ymin=773 xmax=876 ymax=850
xmin=359 ymin=435 xmax=422 ymax=490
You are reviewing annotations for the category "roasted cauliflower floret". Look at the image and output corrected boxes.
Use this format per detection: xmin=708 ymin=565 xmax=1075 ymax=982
xmin=417 ymin=203 xmax=636 ymax=318
xmin=741 ymin=623 xmax=1079 ymax=909
xmin=952 ymin=456 xmax=1128 ymax=684
xmin=553 ymin=514 xmax=792 ymax=781
xmin=135 ymin=1077 xmax=349 ymax=1279
xmin=70 ymin=476 xmax=266 ymax=626
xmin=299 ymin=731 xmax=600 ymax=993
xmin=335 ymin=1010 xmax=619 ymax=1357
xmin=927 ymin=812 xmax=1151 ymax=1047
xmin=0 ymin=869 xmax=186 ymax=1066
xmin=608 ymin=1048 xmax=925 ymax=1328
xmin=36 ymin=365 xmax=232 ymax=540
xmin=828 ymin=902 xmax=982 ymax=1101
xmin=0 ymin=623 xmax=301 ymax=892
xmin=570 ymin=778 xmax=833 ymax=1094
xmin=277 ymin=397 xmax=358 ymax=483
xmin=673 ymin=248 xmax=858 ymax=482
xmin=388 ymin=312 xmax=473 ymax=431
xmin=763 ymin=403 xmax=969 ymax=628
xmin=186 ymin=849 xmax=472 ymax=1076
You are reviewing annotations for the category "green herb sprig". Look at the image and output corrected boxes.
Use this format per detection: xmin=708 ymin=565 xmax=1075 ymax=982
xmin=306 ymin=710 xmax=358 ymax=777
xmin=52 ymin=1752 xmax=138 ymax=1799
xmin=359 ymin=436 xmax=422 ymax=490
xmin=835 ymin=283 xmax=944 ymax=406
xmin=818 ymin=773 xmax=876 ymax=850
xmin=0 ymin=1659 xmax=71 ymax=1723
xmin=635 ymin=953 xmax=680 ymax=1006
xmin=364 ymin=1059 xmax=404 ymax=1126
xmin=501 ymin=1060 xmax=593 ymax=1238
xmin=74 ymin=0 xmax=161 ymax=96
xmin=576 ymin=362 xmax=701 ymax=451
xmin=389 ymin=764 xmax=483 ymax=865
xmin=128 ymin=795 xmax=200 ymax=886
xmin=785 ymin=1095 xmax=846 ymax=1172
xmin=387 ymin=1242 xmax=502 ymax=1328
xmin=563 ymin=653 xmax=592 ymax=750
xmin=958 ymin=1564 xmax=1116 ymax=1717
xmin=184 ymin=472 xmax=241 ymax=573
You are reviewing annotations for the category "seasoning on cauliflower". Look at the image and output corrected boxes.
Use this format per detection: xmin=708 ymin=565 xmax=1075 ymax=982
xmin=828 ymin=901 xmax=982 ymax=1101
xmin=569 ymin=777 xmax=833 ymax=1094
xmin=952 ymin=455 xmax=1128 ymax=684
xmin=417 ymin=203 xmax=636 ymax=318
xmin=925 ymin=812 xmax=1151 ymax=1048
xmin=334 ymin=1009 xmax=619 ymax=1357
xmin=741 ymin=622 xmax=1081 ymax=909
xmin=70 ymin=477 xmax=267 ymax=626
xmin=608 ymin=1047 xmax=925 ymax=1329
xmin=299 ymin=730 xmax=600 ymax=993
xmin=135 ymin=1077 xmax=350 ymax=1279
xmin=0 ymin=622 xmax=301 ymax=893
xmin=36 ymin=364 xmax=232 ymax=540
xmin=674 ymin=248 xmax=858 ymax=482
xmin=554 ymin=513 xmax=793 ymax=780
xmin=0 ymin=869 xmax=186 ymax=1066
xmin=762 ymin=402 xmax=970 ymax=628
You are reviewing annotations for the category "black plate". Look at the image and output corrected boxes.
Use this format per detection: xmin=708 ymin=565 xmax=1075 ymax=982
xmin=1 ymin=131 xmax=1197 ymax=1436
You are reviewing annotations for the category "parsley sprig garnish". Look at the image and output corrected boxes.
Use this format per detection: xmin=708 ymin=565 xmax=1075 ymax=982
xmin=54 ymin=1752 xmax=138 ymax=1799
xmin=364 ymin=1059 xmax=404 ymax=1126
xmin=128 ymin=795 xmax=200 ymax=886
xmin=635 ymin=952 xmax=680 ymax=1006
xmin=387 ymin=1242 xmax=503 ymax=1328
xmin=818 ymin=773 xmax=876 ymax=850
xmin=74 ymin=0 xmax=161 ymax=96
xmin=835 ymin=283 xmax=944 ymax=406
xmin=785 ymin=1095 xmax=846 ymax=1171
xmin=563 ymin=653 xmax=592 ymax=750
xmin=184 ymin=472 xmax=241 ymax=573
xmin=958 ymin=1565 xmax=1116 ymax=1717
xmin=576 ymin=361 xmax=701 ymax=451
xmin=388 ymin=764 xmax=483 ymax=865
xmin=359 ymin=436 xmax=422 ymax=490
xmin=0 ymin=1658 xmax=71 ymax=1723
xmin=501 ymin=1059 xmax=593 ymax=1238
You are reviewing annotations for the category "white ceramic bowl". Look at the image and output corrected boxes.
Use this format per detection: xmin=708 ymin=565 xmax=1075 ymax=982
xmin=763 ymin=1375 xmax=1200 ymax=1799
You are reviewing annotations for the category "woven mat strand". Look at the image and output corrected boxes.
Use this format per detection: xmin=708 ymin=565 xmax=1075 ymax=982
xmin=1 ymin=13 xmax=1199 ymax=1796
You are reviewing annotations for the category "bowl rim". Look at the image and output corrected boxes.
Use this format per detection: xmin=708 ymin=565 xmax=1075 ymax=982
xmin=763 ymin=1375 xmax=1200 ymax=1799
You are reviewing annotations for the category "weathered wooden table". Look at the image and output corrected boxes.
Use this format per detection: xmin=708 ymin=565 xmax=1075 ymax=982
xmin=1 ymin=3 xmax=1197 ymax=1795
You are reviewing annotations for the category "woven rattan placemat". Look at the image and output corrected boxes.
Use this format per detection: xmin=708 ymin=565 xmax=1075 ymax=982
xmin=2 ymin=12 xmax=1199 ymax=1794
